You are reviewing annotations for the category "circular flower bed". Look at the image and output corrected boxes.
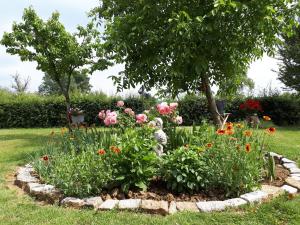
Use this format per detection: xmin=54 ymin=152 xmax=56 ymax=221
xmin=15 ymin=101 xmax=300 ymax=215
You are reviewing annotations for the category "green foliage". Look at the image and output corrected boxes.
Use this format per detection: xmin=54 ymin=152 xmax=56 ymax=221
xmin=278 ymin=26 xmax=300 ymax=92
xmin=92 ymin=0 xmax=299 ymax=96
xmin=38 ymin=71 xmax=92 ymax=95
xmin=161 ymin=146 xmax=209 ymax=193
xmin=162 ymin=123 xmax=266 ymax=197
xmin=103 ymin=127 xmax=159 ymax=192
xmin=0 ymin=93 xmax=299 ymax=127
xmin=1 ymin=7 xmax=110 ymax=121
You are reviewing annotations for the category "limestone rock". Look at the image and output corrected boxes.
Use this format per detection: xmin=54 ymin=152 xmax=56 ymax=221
xmin=83 ymin=197 xmax=103 ymax=209
xmin=176 ymin=201 xmax=199 ymax=212
xmin=281 ymin=158 xmax=296 ymax=164
xmin=168 ymin=201 xmax=177 ymax=215
xmin=283 ymin=163 xmax=298 ymax=169
xmin=285 ymin=177 xmax=300 ymax=190
xmin=97 ymin=199 xmax=119 ymax=211
xmin=196 ymin=201 xmax=227 ymax=212
xmin=224 ymin=198 xmax=248 ymax=207
xmin=281 ymin=185 xmax=298 ymax=194
xmin=118 ymin=199 xmax=141 ymax=210
xmin=240 ymin=191 xmax=268 ymax=203
xmin=61 ymin=197 xmax=85 ymax=209
xmin=261 ymin=185 xmax=285 ymax=198
xmin=140 ymin=200 xmax=169 ymax=215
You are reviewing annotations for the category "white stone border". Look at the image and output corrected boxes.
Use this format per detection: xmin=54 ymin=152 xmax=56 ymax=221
xmin=14 ymin=152 xmax=300 ymax=215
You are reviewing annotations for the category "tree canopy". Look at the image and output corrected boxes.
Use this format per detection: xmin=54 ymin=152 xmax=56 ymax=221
xmin=278 ymin=25 xmax=300 ymax=92
xmin=92 ymin=0 xmax=298 ymax=94
xmin=1 ymin=7 xmax=110 ymax=126
xmin=38 ymin=70 xmax=92 ymax=95
xmin=91 ymin=0 xmax=299 ymax=125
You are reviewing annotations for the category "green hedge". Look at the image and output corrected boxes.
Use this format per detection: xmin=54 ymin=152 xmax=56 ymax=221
xmin=0 ymin=92 xmax=299 ymax=128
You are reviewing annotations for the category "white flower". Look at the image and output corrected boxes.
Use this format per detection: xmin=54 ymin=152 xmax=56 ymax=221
xmin=154 ymin=117 xmax=163 ymax=129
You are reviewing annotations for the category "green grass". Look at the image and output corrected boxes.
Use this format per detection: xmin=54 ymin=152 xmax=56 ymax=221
xmin=0 ymin=127 xmax=299 ymax=225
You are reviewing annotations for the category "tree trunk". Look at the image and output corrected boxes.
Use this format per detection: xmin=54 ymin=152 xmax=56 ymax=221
xmin=63 ymin=92 xmax=72 ymax=131
xmin=202 ymin=77 xmax=222 ymax=127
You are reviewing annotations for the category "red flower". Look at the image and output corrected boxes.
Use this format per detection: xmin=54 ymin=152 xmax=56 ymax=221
xmin=42 ymin=155 xmax=49 ymax=161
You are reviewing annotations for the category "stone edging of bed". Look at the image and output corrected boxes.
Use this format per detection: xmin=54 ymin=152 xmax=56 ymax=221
xmin=14 ymin=152 xmax=300 ymax=215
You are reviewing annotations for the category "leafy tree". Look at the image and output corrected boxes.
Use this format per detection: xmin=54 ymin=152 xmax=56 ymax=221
xmin=92 ymin=0 xmax=299 ymax=126
xmin=1 ymin=7 xmax=110 ymax=127
xmin=11 ymin=72 xmax=30 ymax=93
xmin=278 ymin=26 xmax=300 ymax=92
xmin=38 ymin=70 xmax=92 ymax=95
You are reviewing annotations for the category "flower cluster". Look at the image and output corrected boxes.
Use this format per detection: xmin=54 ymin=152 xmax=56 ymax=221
xmin=98 ymin=110 xmax=118 ymax=126
xmin=239 ymin=99 xmax=263 ymax=113
xmin=156 ymin=102 xmax=178 ymax=115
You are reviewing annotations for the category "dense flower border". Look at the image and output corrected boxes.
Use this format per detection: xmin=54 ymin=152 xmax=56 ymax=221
xmin=14 ymin=152 xmax=300 ymax=215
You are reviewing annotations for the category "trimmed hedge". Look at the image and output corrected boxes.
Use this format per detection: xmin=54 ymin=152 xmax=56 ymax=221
xmin=0 ymin=92 xmax=299 ymax=128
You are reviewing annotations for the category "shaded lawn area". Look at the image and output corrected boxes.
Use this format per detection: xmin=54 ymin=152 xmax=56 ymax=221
xmin=0 ymin=127 xmax=299 ymax=225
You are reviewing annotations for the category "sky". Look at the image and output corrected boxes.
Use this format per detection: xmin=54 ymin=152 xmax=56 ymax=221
xmin=0 ymin=0 xmax=286 ymax=95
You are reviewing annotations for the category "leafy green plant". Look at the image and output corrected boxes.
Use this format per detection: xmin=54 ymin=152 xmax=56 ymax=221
xmin=103 ymin=126 xmax=159 ymax=193
xmin=161 ymin=146 xmax=209 ymax=193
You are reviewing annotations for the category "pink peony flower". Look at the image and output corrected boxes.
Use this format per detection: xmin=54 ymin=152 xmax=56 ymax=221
xmin=136 ymin=114 xmax=148 ymax=124
xmin=110 ymin=116 xmax=117 ymax=125
xmin=157 ymin=103 xmax=171 ymax=115
xmin=103 ymin=111 xmax=118 ymax=126
xmin=124 ymin=108 xmax=133 ymax=114
xmin=98 ymin=110 xmax=106 ymax=120
xmin=170 ymin=102 xmax=178 ymax=111
xmin=117 ymin=100 xmax=124 ymax=107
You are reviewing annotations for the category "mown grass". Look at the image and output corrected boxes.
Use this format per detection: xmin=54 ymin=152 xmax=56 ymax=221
xmin=0 ymin=126 xmax=299 ymax=225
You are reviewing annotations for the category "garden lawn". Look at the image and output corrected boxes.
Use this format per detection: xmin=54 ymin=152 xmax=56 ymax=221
xmin=0 ymin=127 xmax=299 ymax=225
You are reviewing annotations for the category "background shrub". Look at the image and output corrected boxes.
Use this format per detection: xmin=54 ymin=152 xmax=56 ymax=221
xmin=0 ymin=91 xmax=299 ymax=128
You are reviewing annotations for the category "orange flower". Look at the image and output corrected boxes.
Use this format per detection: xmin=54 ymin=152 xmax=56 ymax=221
xmin=97 ymin=149 xmax=106 ymax=155
xmin=266 ymin=127 xmax=276 ymax=134
xmin=244 ymin=130 xmax=252 ymax=137
xmin=263 ymin=116 xmax=271 ymax=121
xmin=226 ymin=130 xmax=234 ymax=135
xmin=206 ymin=143 xmax=213 ymax=148
xmin=216 ymin=129 xmax=226 ymax=135
xmin=110 ymin=146 xmax=121 ymax=154
xmin=245 ymin=143 xmax=251 ymax=153
xmin=226 ymin=122 xmax=233 ymax=127
xmin=226 ymin=124 xmax=234 ymax=130
xmin=235 ymin=123 xmax=244 ymax=129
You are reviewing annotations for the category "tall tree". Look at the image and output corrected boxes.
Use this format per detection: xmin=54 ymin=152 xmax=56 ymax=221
xmin=92 ymin=0 xmax=298 ymax=126
xmin=38 ymin=70 xmax=92 ymax=95
xmin=11 ymin=72 xmax=30 ymax=93
xmin=1 ymin=7 xmax=110 ymax=127
xmin=278 ymin=26 xmax=300 ymax=92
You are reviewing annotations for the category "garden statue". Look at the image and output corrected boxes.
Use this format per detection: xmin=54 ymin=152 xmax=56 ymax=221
xmin=151 ymin=118 xmax=167 ymax=156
